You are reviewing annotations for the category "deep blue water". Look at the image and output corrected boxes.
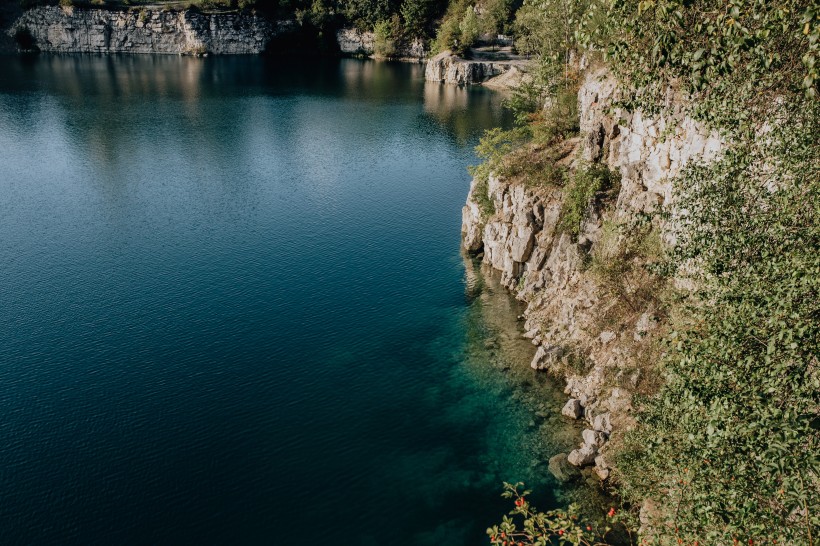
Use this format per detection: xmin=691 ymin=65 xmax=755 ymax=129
xmin=0 ymin=55 xmax=573 ymax=545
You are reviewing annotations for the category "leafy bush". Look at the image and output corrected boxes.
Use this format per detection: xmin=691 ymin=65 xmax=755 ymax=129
xmin=373 ymin=16 xmax=400 ymax=57
xmin=458 ymin=5 xmax=479 ymax=47
xmin=433 ymin=0 xmax=479 ymax=54
xmin=488 ymin=482 xmax=627 ymax=545
xmin=399 ymin=0 xmax=433 ymax=38
xmin=614 ymin=106 xmax=820 ymax=545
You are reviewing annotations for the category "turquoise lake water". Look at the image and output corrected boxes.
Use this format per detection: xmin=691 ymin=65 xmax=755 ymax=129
xmin=0 ymin=56 xmax=580 ymax=544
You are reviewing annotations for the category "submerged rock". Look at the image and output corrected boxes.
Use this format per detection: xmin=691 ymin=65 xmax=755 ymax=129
xmin=548 ymin=453 xmax=581 ymax=482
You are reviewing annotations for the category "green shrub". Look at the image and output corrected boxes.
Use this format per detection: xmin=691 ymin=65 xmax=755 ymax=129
xmin=488 ymin=482 xmax=627 ymax=545
xmin=399 ymin=0 xmax=433 ymax=38
xmin=373 ymin=16 xmax=402 ymax=57
xmin=614 ymin=106 xmax=820 ymax=545
xmin=433 ymin=0 xmax=479 ymax=55
xmin=458 ymin=6 xmax=479 ymax=47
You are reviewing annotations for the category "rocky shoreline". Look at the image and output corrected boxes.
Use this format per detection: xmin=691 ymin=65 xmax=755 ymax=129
xmin=461 ymin=67 xmax=723 ymax=496
xmin=4 ymin=7 xmax=525 ymax=91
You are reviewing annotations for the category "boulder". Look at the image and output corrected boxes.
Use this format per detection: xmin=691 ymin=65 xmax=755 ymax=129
xmin=567 ymin=445 xmax=597 ymax=467
xmin=531 ymin=345 xmax=564 ymax=370
xmin=594 ymin=466 xmax=610 ymax=480
xmin=593 ymin=412 xmax=612 ymax=434
xmin=561 ymin=398 xmax=583 ymax=419
xmin=582 ymin=429 xmax=607 ymax=448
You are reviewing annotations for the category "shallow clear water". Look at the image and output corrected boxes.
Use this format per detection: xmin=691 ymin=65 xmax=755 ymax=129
xmin=0 ymin=55 xmax=577 ymax=545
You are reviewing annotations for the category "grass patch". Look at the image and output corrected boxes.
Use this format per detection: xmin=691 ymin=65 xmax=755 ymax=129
xmin=558 ymin=162 xmax=618 ymax=237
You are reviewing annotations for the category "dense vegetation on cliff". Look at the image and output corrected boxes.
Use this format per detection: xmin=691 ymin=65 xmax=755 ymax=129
xmin=470 ymin=0 xmax=818 ymax=544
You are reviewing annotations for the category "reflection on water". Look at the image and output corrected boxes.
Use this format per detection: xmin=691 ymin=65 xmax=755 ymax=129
xmin=1 ymin=55 xmax=511 ymax=168
xmin=424 ymin=82 xmax=511 ymax=146
xmin=0 ymin=54 xmax=553 ymax=545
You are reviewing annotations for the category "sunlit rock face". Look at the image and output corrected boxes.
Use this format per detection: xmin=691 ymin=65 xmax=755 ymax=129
xmin=10 ymin=6 xmax=291 ymax=54
xmin=461 ymin=67 xmax=726 ymax=482
xmin=425 ymin=51 xmax=514 ymax=85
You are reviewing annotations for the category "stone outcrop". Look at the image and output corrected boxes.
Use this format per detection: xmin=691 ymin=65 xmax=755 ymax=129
xmin=336 ymin=27 xmax=425 ymax=59
xmin=461 ymin=67 xmax=726 ymax=483
xmin=9 ymin=6 xmax=290 ymax=54
xmin=425 ymin=50 xmax=520 ymax=85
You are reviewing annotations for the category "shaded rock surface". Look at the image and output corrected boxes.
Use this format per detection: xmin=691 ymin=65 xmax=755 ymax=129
xmin=336 ymin=27 xmax=425 ymax=59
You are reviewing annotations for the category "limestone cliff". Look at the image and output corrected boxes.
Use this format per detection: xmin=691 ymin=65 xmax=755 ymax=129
xmin=461 ymin=67 xmax=724 ymax=482
xmin=9 ymin=6 xmax=291 ymax=54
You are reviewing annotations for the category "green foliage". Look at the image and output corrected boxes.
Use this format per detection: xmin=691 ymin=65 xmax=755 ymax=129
xmin=469 ymin=70 xmax=580 ymax=191
xmin=558 ymin=162 xmax=616 ymax=237
xmin=513 ymin=0 xmax=590 ymax=60
xmin=479 ymin=0 xmax=514 ymax=37
xmin=459 ymin=4 xmax=480 ymax=46
xmin=373 ymin=16 xmax=401 ymax=57
xmin=488 ymin=483 xmax=625 ymax=545
xmin=577 ymin=0 xmax=819 ymax=120
xmin=471 ymin=175 xmax=496 ymax=217
xmin=433 ymin=0 xmax=479 ymax=54
xmin=399 ymin=0 xmax=433 ymax=38
xmin=340 ymin=0 xmax=391 ymax=30
xmin=614 ymin=105 xmax=820 ymax=544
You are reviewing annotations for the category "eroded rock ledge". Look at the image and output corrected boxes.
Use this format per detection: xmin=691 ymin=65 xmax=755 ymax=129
xmin=9 ymin=6 xmax=291 ymax=54
xmin=425 ymin=50 xmax=528 ymax=86
xmin=461 ymin=67 xmax=723 ymax=485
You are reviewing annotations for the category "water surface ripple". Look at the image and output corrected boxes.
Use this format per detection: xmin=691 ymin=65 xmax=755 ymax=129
xmin=0 ymin=56 xmax=568 ymax=545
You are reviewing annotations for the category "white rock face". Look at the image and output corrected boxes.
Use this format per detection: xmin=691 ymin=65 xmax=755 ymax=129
xmin=335 ymin=28 xmax=425 ymax=59
xmin=10 ymin=6 xmax=288 ymax=54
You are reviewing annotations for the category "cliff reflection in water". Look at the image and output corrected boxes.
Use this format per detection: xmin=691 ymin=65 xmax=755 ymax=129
xmin=1 ymin=55 xmax=510 ymax=166
xmin=424 ymin=79 xmax=513 ymax=145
